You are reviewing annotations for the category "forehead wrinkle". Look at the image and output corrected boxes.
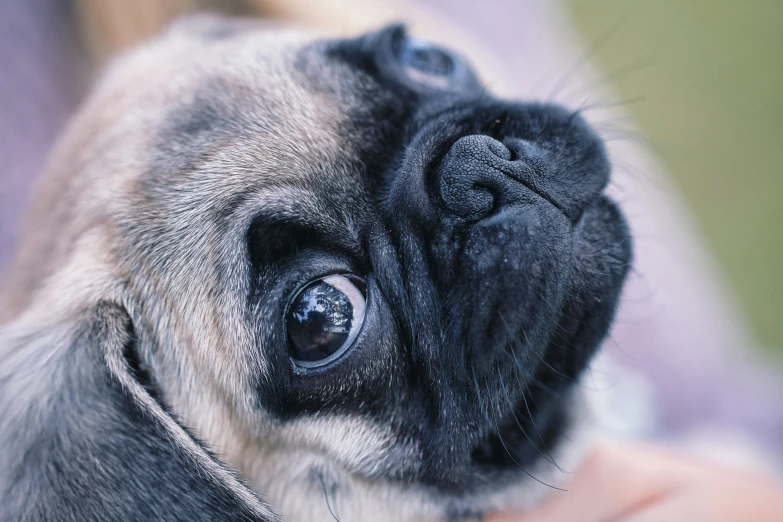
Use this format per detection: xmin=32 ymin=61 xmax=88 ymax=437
xmin=231 ymin=185 xmax=365 ymax=255
xmin=138 ymin=33 xmax=363 ymax=179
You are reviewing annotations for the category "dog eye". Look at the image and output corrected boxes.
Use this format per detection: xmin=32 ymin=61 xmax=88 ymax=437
xmin=286 ymin=275 xmax=366 ymax=367
xmin=394 ymin=36 xmax=455 ymax=89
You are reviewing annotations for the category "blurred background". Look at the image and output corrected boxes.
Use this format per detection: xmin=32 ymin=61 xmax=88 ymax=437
xmin=1 ymin=0 xmax=781 ymax=468
xmin=569 ymin=0 xmax=783 ymax=354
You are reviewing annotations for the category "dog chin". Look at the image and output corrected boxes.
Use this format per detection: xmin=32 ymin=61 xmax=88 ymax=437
xmin=236 ymin=389 xmax=595 ymax=522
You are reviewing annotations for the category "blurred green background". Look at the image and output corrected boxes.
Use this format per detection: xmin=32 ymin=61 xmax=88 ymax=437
xmin=567 ymin=0 xmax=783 ymax=352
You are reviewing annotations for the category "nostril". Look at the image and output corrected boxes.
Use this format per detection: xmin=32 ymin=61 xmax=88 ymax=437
xmin=485 ymin=138 xmax=512 ymax=161
xmin=436 ymin=135 xmax=539 ymax=221
xmin=436 ymin=135 xmax=509 ymax=220
xmin=471 ymin=181 xmax=502 ymax=213
xmin=504 ymin=139 xmax=545 ymax=173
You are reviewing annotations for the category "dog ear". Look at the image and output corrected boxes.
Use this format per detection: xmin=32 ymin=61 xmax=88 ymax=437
xmin=0 ymin=300 xmax=278 ymax=522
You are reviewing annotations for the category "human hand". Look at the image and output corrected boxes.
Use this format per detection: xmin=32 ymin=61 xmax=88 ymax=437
xmin=486 ymin=441 xmax=783 ymax=521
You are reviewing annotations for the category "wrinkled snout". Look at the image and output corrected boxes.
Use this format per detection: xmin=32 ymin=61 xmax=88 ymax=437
xmin=436 ymin=105 xmax=611 ymax=224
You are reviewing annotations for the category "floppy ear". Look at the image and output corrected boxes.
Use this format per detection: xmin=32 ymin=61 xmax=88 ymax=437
xmin=0 ymin=301 xmax=278 ymax=522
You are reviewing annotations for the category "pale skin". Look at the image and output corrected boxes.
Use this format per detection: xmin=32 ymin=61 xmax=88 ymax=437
xmin=487 ymin=442 xmax=783 ymax=522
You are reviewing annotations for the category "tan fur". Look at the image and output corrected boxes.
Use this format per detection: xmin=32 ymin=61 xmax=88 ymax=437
xmin=2 ymin=18 xmax=419 ymax=520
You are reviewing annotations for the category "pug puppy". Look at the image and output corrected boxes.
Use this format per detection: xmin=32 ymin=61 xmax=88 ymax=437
xmin=0 ymin=15 xmax=631 ymax=522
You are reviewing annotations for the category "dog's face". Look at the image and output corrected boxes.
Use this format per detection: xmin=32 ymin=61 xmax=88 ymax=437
xmin=0 ymin=16 xmax=630 ymax=522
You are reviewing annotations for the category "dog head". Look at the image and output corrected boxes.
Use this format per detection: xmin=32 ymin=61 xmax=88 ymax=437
xmin=0 ymin=16 xmax=631 ymax=521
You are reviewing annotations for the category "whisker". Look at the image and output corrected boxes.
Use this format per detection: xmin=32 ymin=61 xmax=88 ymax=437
xmin=531 ymin=378 xmax=558 ymax=398
xmin=493 ymin=420 xmax=567 ymax=492
xmin=317 ymin=471 xmax=340 ymax=522
xmin=498 ymin=370 xmax=563 ymax=472
xmin=519 ymin=389 xmax=568 ymax=473
xmin=472 ymin=367 xmax=491 ymax=425
xmin=575 ymin=95 xmax=647 ymax=114
xmin=499 ymin=311 xmax=583 ymax=383
xmin=584 ymin=54 xmax=659 ymax=93
xmin=547 ymin=12 xmax=630 ymax=102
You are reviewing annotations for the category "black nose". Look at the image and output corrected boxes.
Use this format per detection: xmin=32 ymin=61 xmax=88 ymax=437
xmin=437 ymin=131 xmax=608 ymax=222
xmin=437 ymin=135 xmax=541 ymax=220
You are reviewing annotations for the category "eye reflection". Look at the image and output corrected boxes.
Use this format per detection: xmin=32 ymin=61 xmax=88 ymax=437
xmin=286 ymin=274 xmax=366 ymax=367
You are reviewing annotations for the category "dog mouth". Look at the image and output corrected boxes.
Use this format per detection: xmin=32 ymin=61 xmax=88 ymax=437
xmin=463 ymin=196 xmax=630 ymax=475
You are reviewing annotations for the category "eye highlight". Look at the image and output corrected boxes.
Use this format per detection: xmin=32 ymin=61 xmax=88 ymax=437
xmin=286 ymin=275 xmax=366 ymax=368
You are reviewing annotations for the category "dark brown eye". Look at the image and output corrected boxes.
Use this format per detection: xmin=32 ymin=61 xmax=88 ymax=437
xmin=286 ymin=275 xmax=366 ymax=368
xmin=399 ymin=39 xmax=453 ymax=75
xmin=394 ymin=36 xmax=455 ymax=89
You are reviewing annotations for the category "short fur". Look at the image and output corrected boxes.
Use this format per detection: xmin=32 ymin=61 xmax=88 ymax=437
xmin=0 ymin=16 xmax=631 ymax=522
